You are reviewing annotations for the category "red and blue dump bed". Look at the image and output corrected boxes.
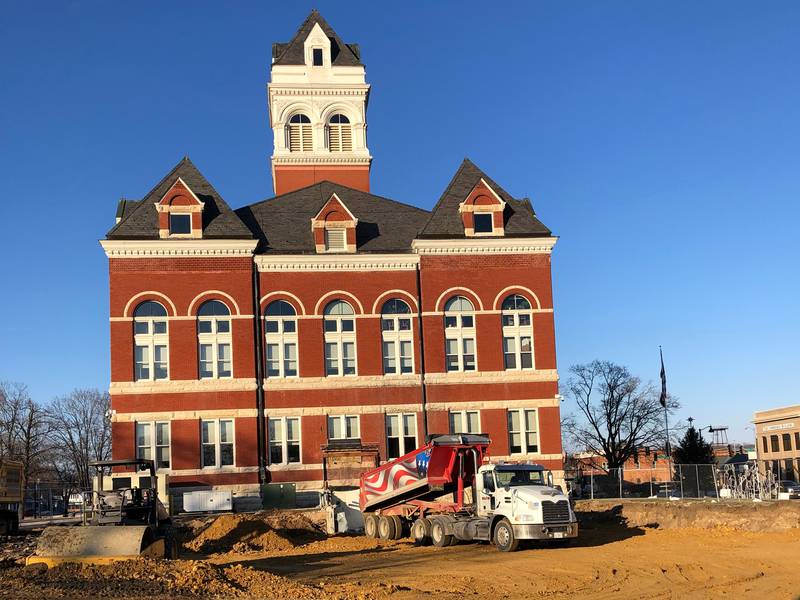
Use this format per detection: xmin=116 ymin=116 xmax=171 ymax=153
xmin=359 ymin=434 xmax=490 ymax=513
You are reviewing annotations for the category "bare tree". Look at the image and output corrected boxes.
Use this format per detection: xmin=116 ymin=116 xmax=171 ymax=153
xmin=0 ymin=381 xmax=50 ymax=485
xmin=47 ymin=389 xmax=112 ymax=490
xmin=563 ymin=361 xmax=678 ymax=470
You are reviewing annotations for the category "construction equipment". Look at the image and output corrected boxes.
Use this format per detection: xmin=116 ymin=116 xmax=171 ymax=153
xmin=0 ymin=459 xmax=23 ymax=535
xmin=359 ymin=434 xmax=578 ymax=552
xmin=28 ymin=459 xmax=177 ymax=566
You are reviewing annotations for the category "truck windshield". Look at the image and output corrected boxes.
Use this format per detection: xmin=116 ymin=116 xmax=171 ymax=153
xmin=495 ymin=469 xmax=545 ymax=487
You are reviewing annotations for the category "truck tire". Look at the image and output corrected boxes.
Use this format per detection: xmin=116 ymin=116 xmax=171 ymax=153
xmin=378 ymin=515 xmax=397 ymax=540
xmin=493 ymin=519 xmax=519 ymax=552
xmin=389 ymin=515 xmax=404 ymax=540
xmin=411 ymin=518 xmax=432 ymax=546
xmin=431 ymin=519 xmax=453 ymax=548
xmin=364 ymin=514 xmax=379 ymax=538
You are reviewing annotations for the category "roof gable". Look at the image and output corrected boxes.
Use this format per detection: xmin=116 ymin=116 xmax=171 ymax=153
xmin=272 ymin=10 xmax=362 ymax=67
xmin=417 ymin=159 xmax=552 ymax=239
xmin=312 ymin=192 xmax=358 ymax=223
xmin=236 ymin=181 xmax=430 ymax=254
xmin=106 ymin=157 xmax=253 ymax=240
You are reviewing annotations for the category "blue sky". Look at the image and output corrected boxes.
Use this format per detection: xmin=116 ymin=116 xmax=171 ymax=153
xmin=1 ymin=2 xmax=798 ymax=443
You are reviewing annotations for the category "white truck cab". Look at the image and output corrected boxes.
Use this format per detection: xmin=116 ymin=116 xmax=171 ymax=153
xmin=475 ymin=463 xmax=578 ymax=550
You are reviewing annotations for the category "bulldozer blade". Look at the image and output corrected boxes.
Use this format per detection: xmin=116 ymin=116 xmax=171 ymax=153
xmin=27 ymin=525 xmax=157 ymax=566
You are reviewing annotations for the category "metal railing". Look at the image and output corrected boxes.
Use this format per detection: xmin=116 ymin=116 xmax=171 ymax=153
xmin=566 ymin=462 xmax=778 ymax=501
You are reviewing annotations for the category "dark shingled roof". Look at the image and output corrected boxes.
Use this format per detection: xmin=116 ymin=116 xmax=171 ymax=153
xmin=106 ymin=157 xmax=253 ymax=240
xmin=236 ymin=182 xmax=430 ymax=254
xmin=417 ymin=159 xmax=551 ymax=239
xmin=115 ymin=199 xmax=141 ymax=222
xmin=272 ymin=10 xmax=362 ymax=67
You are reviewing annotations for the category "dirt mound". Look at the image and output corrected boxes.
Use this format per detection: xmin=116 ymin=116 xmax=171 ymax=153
xmin=0 ymin=559 xmax=394 ymax=600
xmin=0 ymin=557 xmax=392 ymax=599
xmin=0 ymin=534 xmax=37 ymax=566
xmin=577 ymin=499 xmax=800 ymax=531
xmin=181 ymin=510 xmax=326 ymax=555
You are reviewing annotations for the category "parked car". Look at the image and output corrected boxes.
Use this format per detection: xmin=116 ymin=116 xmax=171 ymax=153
xmin=777 ymin=480 xmax=800 ymax=499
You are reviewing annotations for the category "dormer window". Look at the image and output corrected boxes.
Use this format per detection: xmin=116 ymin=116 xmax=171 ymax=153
xmin=169 ymin=214 xmax=191 ymax=235
xmin=155 ymin=177 xmax=204 ymax=239
xmin=311 ymin=193 xmax=358 ymax=253
xmin=473 ymin=213 xmax=493 ymax=234
xmin=458 ymin=178 xmax=506 ymax=238
xmin=312 ymin=48 xmax=324 ymax=66
xmin=324 ymin=228 xmax=346 ymax=251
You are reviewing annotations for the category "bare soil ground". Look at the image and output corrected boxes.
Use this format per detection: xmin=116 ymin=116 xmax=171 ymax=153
xmin=1 ymin=503 xmax=799 ymax=599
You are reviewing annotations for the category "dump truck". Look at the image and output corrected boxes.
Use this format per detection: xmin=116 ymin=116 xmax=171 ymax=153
xmin=28 ymin=458 xmax=177 ymax=566
xmin=359 ymin=434 xmax=578 ymax=551
xmin=0 ymin=459 xmax=23 ymax=535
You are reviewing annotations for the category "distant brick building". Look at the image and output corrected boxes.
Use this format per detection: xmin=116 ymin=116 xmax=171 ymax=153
xmin=101 ymin=11 xmax=563 ymax=507
xmin=754 ymin=405 xmax=800 ymax=481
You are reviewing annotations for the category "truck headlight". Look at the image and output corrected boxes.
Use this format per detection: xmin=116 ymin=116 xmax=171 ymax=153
xmin=518 ymin=514 xmax=535 ymax=522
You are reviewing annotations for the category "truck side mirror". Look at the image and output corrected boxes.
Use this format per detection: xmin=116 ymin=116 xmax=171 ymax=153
xmin=547 ymin=472 xmax=554 ymax=487
xmin=482 ymin=472 xmax=495 ymax=493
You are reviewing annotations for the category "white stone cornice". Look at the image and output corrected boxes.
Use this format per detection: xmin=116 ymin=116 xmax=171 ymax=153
xmin=262 ymin=374 xmax=421 ymax=391
xmin=255 ymin=254 xmax=419 ymax=272
xmin=424 ymin=370 xmax=559 ymax=386
xmin=411 ymin=237 xmax=558 ymax=255
xmin=110 ymin=378 xmax=258 ymax=396
xmin=271 ymin=155 xmax=372 ymax=165
xmin=100 ymin=239 xmax=258 ymax=258
xmin=269 ymin=87 xmax=369 ymax=97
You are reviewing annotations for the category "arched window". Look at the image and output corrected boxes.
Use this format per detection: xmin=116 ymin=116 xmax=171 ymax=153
xmin=443 ymin=296 xmax=476 ymax=372
xmin=501 ymin=294 xmax=533 ymax=370
xmin=327 ymin=114 xmax=352 ymax=152
xmin=287 ymin=113 xmax=312 ymax=152
xmin=133 ymin=301 xmax=169 ymax=381
xmin=381 ymin=299 xmax=413 ymax=374
xmin=264 ymin=300 xmax=298 ymax=378
xmin=197 ymin=300 xmax=232 ymax=379
xmin=323 ymin=300 xmax=356 ymax=376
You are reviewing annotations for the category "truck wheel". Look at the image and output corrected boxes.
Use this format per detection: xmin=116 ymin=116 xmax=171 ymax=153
xmin=378 ymin=515 xmax=397 ymax=540
xmin=431 ymin=519 xmax=453 ymax=548
xmin=10 ymin=515 xmax=18 ymax=535
xmin=364 ymin=514 xmax=379 ymax=538
xmin=389 ymin=515 xmax=404 ymax=540
xmin=411 ymin=518 xmax=432 ymax=546
xmin=494 ymin=519 xmax=519 ymax=552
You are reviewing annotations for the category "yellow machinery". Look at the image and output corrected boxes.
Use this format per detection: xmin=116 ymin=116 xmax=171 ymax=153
xmin=28 ymin=459 xmax=177 ymax=566
xmin=0 ymin=459 xmax=23 ymax=535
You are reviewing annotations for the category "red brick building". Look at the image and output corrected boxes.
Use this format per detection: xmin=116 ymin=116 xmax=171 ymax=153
xmin=101 ymin=11 xmax=563 ymax=508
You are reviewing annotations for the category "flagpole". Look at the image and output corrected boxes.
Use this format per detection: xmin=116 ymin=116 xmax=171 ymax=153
xmin=659 ymin=346 xmax=673 ymax=489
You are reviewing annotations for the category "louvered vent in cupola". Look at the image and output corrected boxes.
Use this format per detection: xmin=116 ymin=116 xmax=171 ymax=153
xmin=287 ymin=114 xmax=313 ymax=152
xmin=328 ymin=114 xmax=352 ymax=152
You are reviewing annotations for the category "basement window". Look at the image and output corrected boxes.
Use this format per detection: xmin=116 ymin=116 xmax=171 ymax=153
xmin=169 ymin=213 xmax=191 ymax=235
xmin=312 ymin=48 xmax=324 ymax=66
xmin=473 ymin=213 xmax=493 ymax=234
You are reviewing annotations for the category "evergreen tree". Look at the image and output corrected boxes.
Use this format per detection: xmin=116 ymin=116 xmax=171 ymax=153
xmin=673 ymin=426 xmax=715 ymax=464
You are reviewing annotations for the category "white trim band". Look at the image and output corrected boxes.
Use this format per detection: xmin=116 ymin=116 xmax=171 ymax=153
xmin=412 ymin=237 xmax=558 ymax=255
xmin=110 ymin=378 xmax=258 ymax=396
xmin=255 ymin=254 xmax=419 ymax=272
xmin=100 ymin=239 xmax=258 ymax=258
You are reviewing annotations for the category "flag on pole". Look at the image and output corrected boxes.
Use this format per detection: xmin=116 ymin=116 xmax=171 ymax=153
xmin=659 ymin=347 xmax=667 ymax=408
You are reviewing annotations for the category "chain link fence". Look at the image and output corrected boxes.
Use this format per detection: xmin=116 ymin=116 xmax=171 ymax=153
xmin=22 ymin=482 xmax=90 ymax=522
xmin=566 ymin=462 xmax=778 ymax=501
